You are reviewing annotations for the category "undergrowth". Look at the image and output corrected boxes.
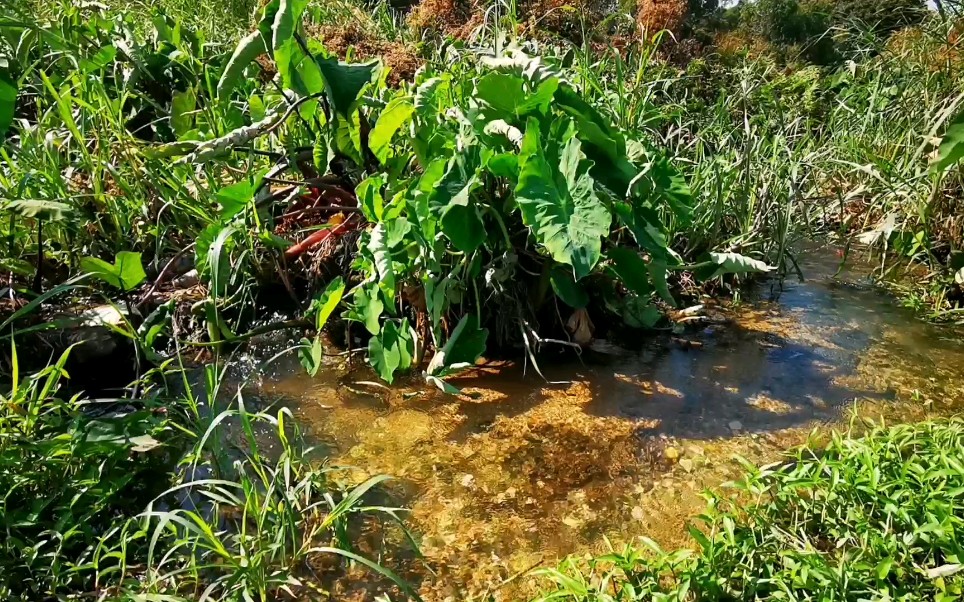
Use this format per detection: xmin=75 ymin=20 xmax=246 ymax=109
xmin=537 ymin=419 xmax=964 ymax=601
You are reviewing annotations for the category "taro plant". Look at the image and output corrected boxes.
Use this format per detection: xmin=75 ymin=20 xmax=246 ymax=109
xmin=164 ymin=0 xmax=777 ymax=386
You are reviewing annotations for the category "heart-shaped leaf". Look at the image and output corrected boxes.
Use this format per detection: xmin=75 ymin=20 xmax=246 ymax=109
xmin=80 ymin=251 xmax=147 ymax=292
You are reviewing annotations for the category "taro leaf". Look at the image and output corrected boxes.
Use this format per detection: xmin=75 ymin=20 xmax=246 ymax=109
xmin=517 ymin=77 xmax=559 ymax=115
xmin=218 ymin=31 xmax=268 ymax=99
xmin=217 ymin=0 xmax=280 ymax=98
xmin=935 ymin=108 xmax=964 ymax=172
xmin=298 ymin=336 xmax=324 ymax=377
xmin=607 ymin=247 xmax=654 ymax=297
xmin=550 ymin=265 xmax=589 ymax=309
xmin=647 ymin=261 xmax=676 ymax=307
xmin=6 ymin=199 xmax=73 ymax=221
xmin=427 ymin=314 xmax=487 ymax=377
xmin=334 ymin=110 xmax=364 ymax=165
xmin=316 ymin=56 xmax=379 ymax=118
xmin=440 ymin=178 xmax=484 ymax=253
xmin=433 ymin=153 xmax=485 ymax=253
xmin=516 ymin=118 xmax=611 ymax=281
xmin=0 ymin=68 xmax=15 ymax=138
xmin=271 ymin=0 xmax=324 ymax=98
xmin=630 ymin=153 xmax=692 ymax=223
xmin=622 ymin=296 xmax=661 ymax=329
xmin=486 ymin=152 xmax=519 ymax=179
xmin=553 ymin=85 xmax=636 ymax=194
xmin=80 ymin=251 xmax=147 ymax=292
xmin=475 ymin=72 xmax=525 ymax=117
xmin=612 ymin=202 xmax=676 ymax=264
xmin=351 ymin=285 xmax=383 ymax=335
xmin=215 ymin=172 xmax=264 ymax=219
xmin=369 ymin=96 xmax=414 ymax=164
xmin=368 ymin=319 xmax=414 ymax=384
xmin=356 ymin=175 xmax=385 ymax=222
xmin=700 ymin=252 xmax=774 ymax=280
xmin=170 ymin=87 xmax=197 ymax=138
xmin=368 ymin=223 xmax=396 ymax=302
xmin=311 ymin=276 xmax=344 ymax=331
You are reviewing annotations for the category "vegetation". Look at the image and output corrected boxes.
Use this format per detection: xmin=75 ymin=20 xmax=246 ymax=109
xmin=3 ymin=0 xmax=964 ymax=598
xmin=537 ymin=419 xmax=964 ymax=601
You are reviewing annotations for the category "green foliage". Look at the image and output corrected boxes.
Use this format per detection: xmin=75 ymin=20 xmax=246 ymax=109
xmin=0 ymin=346 xmax=173 ymax=599
xmin=537 ymin=419 xmax=964 ymax=601
xmin=80 ymin=251 xmax=147 ymax=292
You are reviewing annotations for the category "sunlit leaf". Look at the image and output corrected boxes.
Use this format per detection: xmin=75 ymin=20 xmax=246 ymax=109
xmin=80 ymin=251 xmax=147 ymax=292
xmin=311 ymin=277 xmax=344 ymax=331
xmin=516 ymin=118 xmax=611 ymax=280
xmin=316 ymin=56 xmax=379 ymax=117
xmin=368 ymin=319 xmax=414 ymax=383
xmin=369 ymin=96 xmax=414 ymax=164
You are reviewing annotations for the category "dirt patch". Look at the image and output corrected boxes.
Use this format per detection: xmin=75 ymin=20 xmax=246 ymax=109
xmin=308 ymin=24 xmax=422 ymax=87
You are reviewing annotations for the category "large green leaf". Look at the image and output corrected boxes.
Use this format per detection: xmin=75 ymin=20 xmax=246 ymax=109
xmin=0 ymin=68 xmax=15 ymax=138
xmin=217 ymin=0 xmax=278 ymax=98
xmin=356 ymin=175 xmax=385 ymax=222
xmin=170 ymin=87 xmax=196 ymax=138
xmin=369 ymin=96 xmax=414 ymax=164
xmin=434 ymin=154 xmax=485 ymax=253
xmin=80 ymin=251 xmax=147 ymax=292
xmin=549 ymin=266 xmax=589 ymax=309
xmin=367 ymin=223 xmax=396 ymax=302
xmin=316 ymin=56 xmax=378 ymax=117
xmin=368 ymin=319 xmax=414 ymax=383
xmin=935 ymin=109 xmax=964 ymax=172
xmin=350 ymin=284 xmax=384 ymax=335
xmin=515 ymin=118 xmax=611 ymax=280
xmin=311 ymin=277 xmax=345 ymax=331
xmin=217 ymin=32 xmax=267 ymax=99
xmin=272 ymin=0 xmax=323 ymax=97
xmin=612 ymin=201 xmax=676 ymax=263
xmin=607 ymin=247 xmax=654 ymax=297
xmin=475 ymin=72 xmax=525 ymax=117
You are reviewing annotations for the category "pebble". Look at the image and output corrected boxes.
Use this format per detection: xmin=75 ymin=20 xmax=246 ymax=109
xmin=664 ymin=446 xmax=680 ymax=461
xmin=728 ymin=420 xmax=743 ymax=432
xmin=679 ymin=458 xmax=694 ymax=472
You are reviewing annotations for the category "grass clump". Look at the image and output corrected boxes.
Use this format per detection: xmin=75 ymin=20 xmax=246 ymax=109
xmin=0 ymin=348 xmax=413 ymax=601
xmin=537 ymin=419 xmax=964 ymax=600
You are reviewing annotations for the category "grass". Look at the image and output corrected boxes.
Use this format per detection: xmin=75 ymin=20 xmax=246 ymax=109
xmin=536 ymin=418 xmax=964 ymax=601
xmin=0 ymin=345 xmax=415 ymax=601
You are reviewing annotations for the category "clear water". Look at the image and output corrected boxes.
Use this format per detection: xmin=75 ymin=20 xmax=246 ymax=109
xmin=260 ymin=244 xmax=964 ymax=600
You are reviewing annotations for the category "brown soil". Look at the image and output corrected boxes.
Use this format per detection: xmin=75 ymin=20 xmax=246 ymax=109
xmin=308 ymin=24 xmax=422 ymax=87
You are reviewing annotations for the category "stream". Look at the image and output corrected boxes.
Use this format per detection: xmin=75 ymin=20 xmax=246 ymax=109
xmin=260 ymin=243 xmax=964 ymax=600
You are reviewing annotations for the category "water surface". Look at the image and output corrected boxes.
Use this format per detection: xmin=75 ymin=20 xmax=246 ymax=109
xmin=261 ymin=244 xmax=964 ymax=600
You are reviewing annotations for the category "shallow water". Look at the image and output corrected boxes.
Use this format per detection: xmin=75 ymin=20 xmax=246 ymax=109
xmin=260 ymin=243 xmax=964 ymax=601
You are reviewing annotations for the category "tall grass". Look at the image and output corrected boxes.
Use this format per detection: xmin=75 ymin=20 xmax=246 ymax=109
xmin=0 ymin=342 xmax=414 ymax=600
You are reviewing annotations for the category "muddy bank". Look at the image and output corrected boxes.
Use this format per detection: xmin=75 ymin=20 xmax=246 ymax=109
xmin=259 ymin=243 xmax=964 ymax=600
